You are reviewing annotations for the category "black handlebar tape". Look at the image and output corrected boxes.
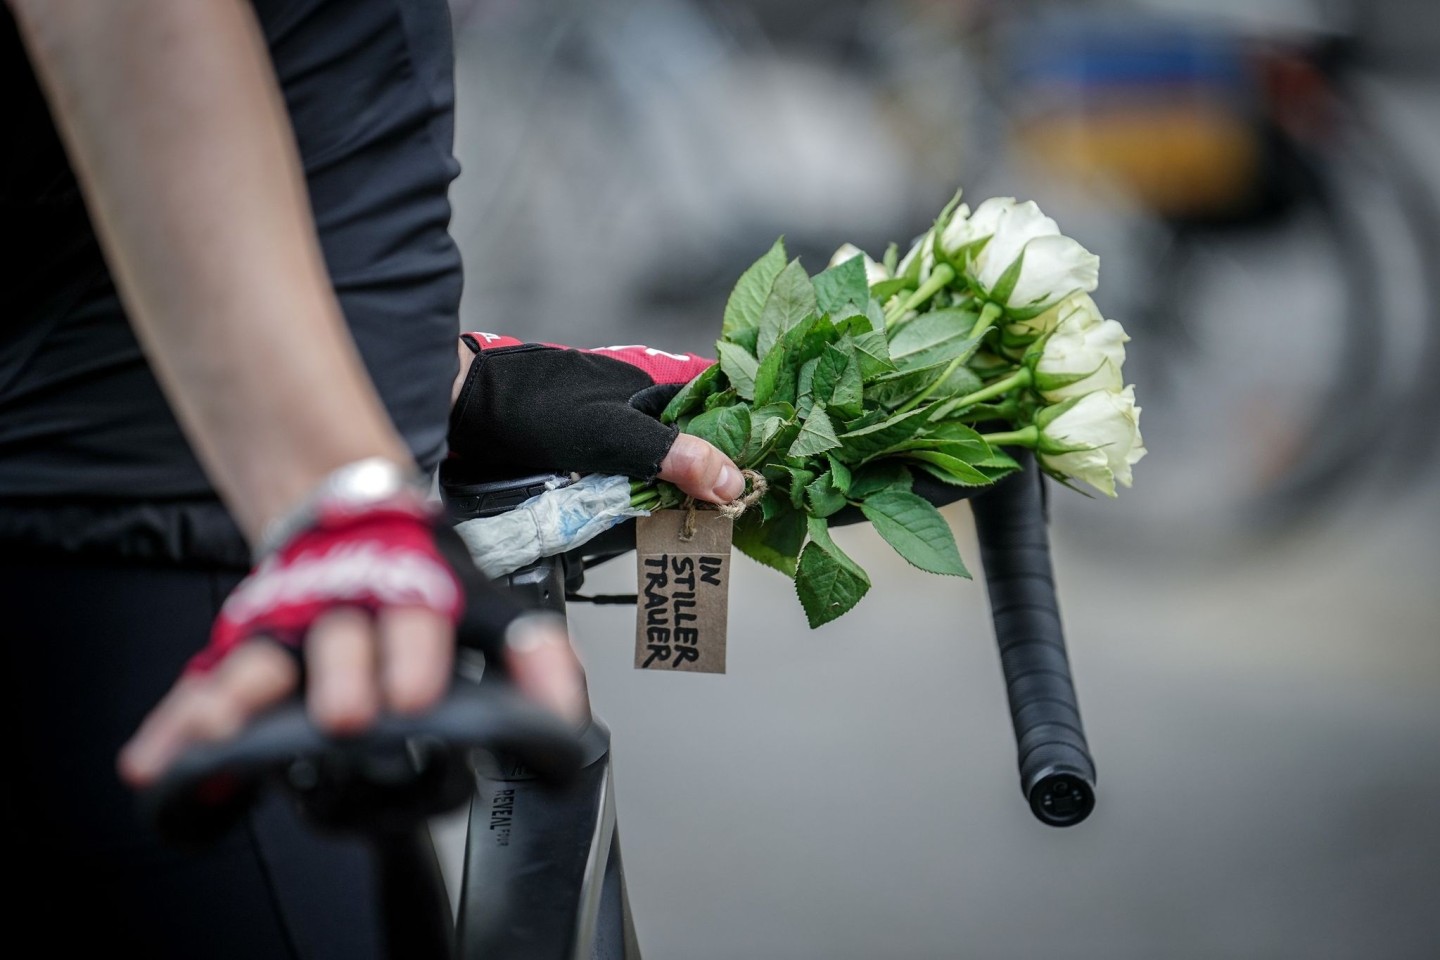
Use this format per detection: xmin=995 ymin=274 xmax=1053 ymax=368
xmin=142 ymin=680 xmax=584 ymax=847
xmin=971 ymin=451 xmax=1097 ymax=827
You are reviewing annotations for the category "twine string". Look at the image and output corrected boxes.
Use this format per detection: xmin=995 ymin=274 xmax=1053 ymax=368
xmin=679 ymin=469 xmax=767 ymax=542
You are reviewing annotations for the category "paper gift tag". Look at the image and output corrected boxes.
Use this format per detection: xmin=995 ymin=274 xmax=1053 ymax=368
xmin=634 ymin=509 xmax=731 ymax=674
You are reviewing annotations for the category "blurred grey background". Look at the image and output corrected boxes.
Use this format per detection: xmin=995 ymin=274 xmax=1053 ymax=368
xmin=440 ymin=0 xmax=1440 ymax=956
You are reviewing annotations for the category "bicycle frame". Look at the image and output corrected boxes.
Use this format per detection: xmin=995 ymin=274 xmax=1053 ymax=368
xmin=441 ymin=474 xmax=644 ymax=960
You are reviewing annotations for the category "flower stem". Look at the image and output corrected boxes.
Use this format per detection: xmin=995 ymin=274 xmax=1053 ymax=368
xmin=630 ymin=481 xmax=664 ymax=510
xmin=952 ymin=401 xmax=1019 ymax=423
xmin=898 ymin=263 xmax=955 ymax=314
xmin=883 ymin=299 xmax=907 ymax=327
xmin=954 ymin=366 xmax=1030 ymax=409
xmin=978 ymin=425 xmax=1039 ymax=448
xmin=968 ymin=300 xmax=1004 ymax=342
xmin=894 ymin=301 xmax=1005 ymax=415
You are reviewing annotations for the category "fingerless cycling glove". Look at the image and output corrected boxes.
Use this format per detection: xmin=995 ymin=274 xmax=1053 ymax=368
xmin=449 ymin=333 xmax=714 ymax=480
xmin=189 ymin=494 xmax=523 ymax=674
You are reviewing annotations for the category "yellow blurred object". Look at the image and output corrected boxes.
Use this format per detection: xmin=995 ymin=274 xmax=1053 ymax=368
xmin=1016 ymin=100 xmax=1261 ymax=218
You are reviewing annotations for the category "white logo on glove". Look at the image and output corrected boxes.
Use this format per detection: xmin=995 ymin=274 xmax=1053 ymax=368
xmin=223 ymin=542 xmax=459 ymax=623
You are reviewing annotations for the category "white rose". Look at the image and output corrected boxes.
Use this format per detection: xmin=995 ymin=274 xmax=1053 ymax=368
xmin=938 ymin=195 xmax=1007 ymax=255
xmin=1004 ymin=291 xmax=1090 ymax=341
xmin=894 ymin=228 xmax=936 ymax=284
xmin=896 ymin=197 xmax=969 ymax=285
xmin=1035 ymin=386 xmax=1146 ymax=496
xmin=1032 ymin=298 xmax=1128 ymax=401
xmin=828 ymin=243 xmax=892 ymax=287
xmin=939 ymin=197 xmax=1099 ymax=315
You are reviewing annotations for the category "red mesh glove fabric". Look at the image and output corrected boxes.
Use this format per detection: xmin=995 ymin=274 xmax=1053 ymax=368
xmin=188 ymin=499 xmax=463 ymax=675
xmin=462 ymin=332 xmax=714 ymax=388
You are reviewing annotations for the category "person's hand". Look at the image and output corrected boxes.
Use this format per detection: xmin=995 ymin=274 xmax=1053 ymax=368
xmin=118 ymin=486 xmax=586 ymax=788
xmin=450 ymin=335 xmax=744 ymax=504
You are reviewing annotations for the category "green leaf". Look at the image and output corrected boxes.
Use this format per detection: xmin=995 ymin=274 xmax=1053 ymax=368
xmin=788 ymin=404 xmax=841 ymax=458
xmin=831 ymin=303 xmax=871 ymax=332
xmin=733 ymin=507 xmax=806 ymax=577
xmin=660 ymin=363 xmax=722 ymax=424
xmin=887 ymin=308 xmax=982 ymax=371
xmin=751 ymin=401 xmax=796 ymax=422
xmin=811 ymin=343 xmax=863 ymax=420
xmin=795 ymin=518 xmax=871 ymax=628
xmin=875 ymin=425 xmax=990 ymax=463
xmin=864 ymin=360 xmax=984 ymax=410
xmin=769 ymin=421 xmax=802 ymax=462
xmin=836 ymin=407 xmax=931 ymax=462
xmin=753 ymin=343 xmax=788 ymax=407
xmin=859 ymin=489 xmax=970 ymax=577
xmin=805 ymin=470 xmax=848 ymax=518
xmin=760 ymin=465 xmax=794 ymax=511
xmin=832 ymin=354 xmax=864 ymax=419
xmin=738 ymin=402 xmax=795 ymax=464
xmin=797 ymin=315 xmax=841 ymax=357
xmin=795 ymin=356 xmax=822 ymax=419
xmin=851 ymin=330 xmax=895 ymax=381
xmin=972 ymin=447 xmax=1021 ymax=471
xmin=812 ymin=255 xmax=870 ymax=315
xmin=922 ymin=420 xmax=989 ymax=447
xmin=904 ymin=451 xmax=993 ymax=487
xmin=723 ymin=237 xmax=787 ymax=339
xmin=684 ymin=403 xmax=751 ymax=461
xmin=755 ymin=316 xmax=834 ymax=407
xmin=974 ymin=462 xmax=1022 ymax=483
xmin=870 ymin=276 xmax=912 ymax=302
xmin=827 ymin=455 xmax=852 ymax=494
xmin=986 ymin=249 xmax=1025 ymax=306
xmin=956 ymin=447 xmax=1022 ymax=484
xmin=866 ymin=298 xmax=888 ymax=331
xmin=873 ymin=437 xmax=988 ymax=463
xmin=704 ymin=386 xmax=738 ymax=411
xmin=839 ymin=409 xmax=886 ymax=433
xmin=716 ymin=342 xmax=759 ymax=401
xmin=847 ymin=462 xmax=913 ymax=499
xmin=730 ymin=325 xmax=761 ymax=357
xmin=783 ymin=465 xmax=816 ymax=509
xmin=756 ymin=260 xmax=818 ymax=359
xmin=932 ymin=188 xmax=967 ymax=234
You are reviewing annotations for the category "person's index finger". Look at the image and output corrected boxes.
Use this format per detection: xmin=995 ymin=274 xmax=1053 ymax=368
xmin=305 ymin=607 xmax=380 ymax=734
xmin=377 ymin=605 xmax=452 ymax=715
xmin=118 ymin=675 xmax=209 ymax=787
xmin=503 ymin=613 xmax=589 ymax=728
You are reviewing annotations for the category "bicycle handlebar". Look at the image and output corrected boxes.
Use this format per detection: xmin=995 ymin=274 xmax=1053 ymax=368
xmin=148 ymin=455 xmax=1093 ymax=846
xmin=972 ymin=452 xmax=1097 ymax=826
xmin=445 ymin=461 xmax=1099 ymax=827
xmin=142 ymin=677 xmax=584 ymax=847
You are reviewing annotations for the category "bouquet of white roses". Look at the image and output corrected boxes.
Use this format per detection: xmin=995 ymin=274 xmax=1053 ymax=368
xmin=458 ymin=190 xmax=1145 ymax=627
xmin=629 ymin=192 xmax=1145 ymax=626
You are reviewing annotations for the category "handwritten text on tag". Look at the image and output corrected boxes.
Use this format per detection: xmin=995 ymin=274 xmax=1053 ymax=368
xmin=634 ymin=510 xmax=731 ymax=674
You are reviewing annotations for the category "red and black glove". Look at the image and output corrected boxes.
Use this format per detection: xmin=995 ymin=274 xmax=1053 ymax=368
xmin=449 ymin=333 xmax=715 ymax=479
xmin=188 ymin=493 xmax=523 ymax=675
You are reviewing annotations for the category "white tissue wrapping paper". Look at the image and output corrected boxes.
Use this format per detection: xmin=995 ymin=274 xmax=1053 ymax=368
xmin=453 ymin=473 xmax=646 ymax=578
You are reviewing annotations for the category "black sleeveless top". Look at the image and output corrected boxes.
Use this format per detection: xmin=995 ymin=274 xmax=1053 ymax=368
xmin=0 ymin=1 xmax=462 ymax=567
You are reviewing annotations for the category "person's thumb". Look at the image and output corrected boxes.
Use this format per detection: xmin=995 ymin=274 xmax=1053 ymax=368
xmin=657 ymin=433 xmax=743 ymax=503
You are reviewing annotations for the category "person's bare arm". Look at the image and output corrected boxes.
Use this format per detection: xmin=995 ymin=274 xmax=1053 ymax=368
xmin=12 ymin=0 xmax=407 ymax=538
xmin=10 ymin=0 xmax=584 ymax=783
